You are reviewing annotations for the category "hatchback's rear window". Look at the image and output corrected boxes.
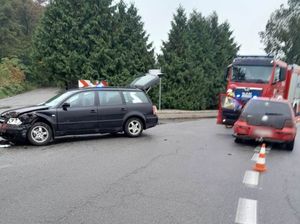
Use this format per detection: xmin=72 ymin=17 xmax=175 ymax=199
xmin=243 ymin=99 xmax=292 ymax=117
xmin=123 ymin=91 xmax=149 ymax=104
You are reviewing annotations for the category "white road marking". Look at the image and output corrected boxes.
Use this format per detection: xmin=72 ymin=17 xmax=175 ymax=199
xmin=251 ymin=153 xmax=259 ymax=162
xmin=254 ymin=146 xmax=261 ymax=153
xmin=0 ymin=164 xmax=12 ymax=169
xmin=243 ymin=170 xmax=260 ymax=186
xmin=235 ymin=198 xmax=257 ymax=224
xmin=0 ymin=144 xmax=11 ymax=148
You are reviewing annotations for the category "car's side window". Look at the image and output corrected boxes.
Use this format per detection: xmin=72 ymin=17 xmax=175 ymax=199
xmin=65 ymin=91 xmax=95 ymax=108
xmin=123 ymin=91 xmax=149 ymax=104
xmin=98 ymin=91 xmax=123 ymax=106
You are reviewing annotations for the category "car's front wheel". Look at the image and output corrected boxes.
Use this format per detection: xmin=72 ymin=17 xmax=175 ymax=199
xmin=124 ymin=118 xmax=143 ymax=137
xmin=28 ymin=122 xmax=52 ymax=146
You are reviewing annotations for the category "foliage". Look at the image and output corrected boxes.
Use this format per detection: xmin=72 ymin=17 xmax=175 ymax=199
xmin=0 ymin=0 xmax=44 ymax=63
xmin=32 ymin=0 xmax=155 ymax=88
xmin=260 ymin=0 xmax=300 ymax=64
xmin=158 ymin=7 xmax=239 ymax=110
xmin=0 ymin=58 xmax=34 ymax=98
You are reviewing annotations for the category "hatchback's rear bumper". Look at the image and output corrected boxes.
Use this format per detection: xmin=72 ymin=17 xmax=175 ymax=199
xmin=233 ymin=121 xmax=296 ymax=143
xmin=145 ymin=115 xmax=158 ymax=129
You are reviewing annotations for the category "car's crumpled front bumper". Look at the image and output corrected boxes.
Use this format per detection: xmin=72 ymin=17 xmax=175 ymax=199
xmin=0 ymin=123 xmax=29 ymax=141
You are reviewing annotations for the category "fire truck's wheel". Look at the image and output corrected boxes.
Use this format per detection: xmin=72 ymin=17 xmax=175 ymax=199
xmin=285 ymin=140 xmax=294 ymax=151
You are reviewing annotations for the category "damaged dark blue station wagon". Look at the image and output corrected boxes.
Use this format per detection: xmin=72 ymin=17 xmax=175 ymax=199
xmin=0 ymin=87 xmax=158 ymax=146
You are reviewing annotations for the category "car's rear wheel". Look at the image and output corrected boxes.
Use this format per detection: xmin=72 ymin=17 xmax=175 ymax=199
xmin=234 ymin=137 xmax=243 ymax=144
xmin=124 ymin=118 xmax=143 ymax=137
xmin=285 ymin=140 xmax=294 ymax=151
xmin=28 ymin=122 xmax=52 ymax=146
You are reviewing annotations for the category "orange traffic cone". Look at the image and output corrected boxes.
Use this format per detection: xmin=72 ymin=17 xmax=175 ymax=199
xmin=253 ymin=144 xmax=267 ymax=172
xmin=259 ymin=143 xmax=266 ymax=158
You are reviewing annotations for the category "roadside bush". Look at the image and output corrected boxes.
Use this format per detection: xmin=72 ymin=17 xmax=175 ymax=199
xmin=0 ymin=58 xmax=34 ymax=98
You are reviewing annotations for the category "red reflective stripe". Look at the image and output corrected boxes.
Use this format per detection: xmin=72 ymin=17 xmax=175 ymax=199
xmin=101 ymin=80 xmax=108 ymax=87
xmin=80 ymin=80 xmax=89 ymax=87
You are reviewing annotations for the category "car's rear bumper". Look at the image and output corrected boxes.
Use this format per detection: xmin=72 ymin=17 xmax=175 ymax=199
xmin=145 ymin=115 xmax=158 ymax=129
xmin=0 ymin=123 xmax=28 ymax=141
xmin=233 ymin=122 xmax=296 ymax=143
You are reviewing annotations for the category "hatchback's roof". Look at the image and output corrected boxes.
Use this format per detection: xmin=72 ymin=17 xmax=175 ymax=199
xmin=68 ymin=87 xmax=142 ymax=92
xmin=251 ymin=97 xmax=290 ymax=104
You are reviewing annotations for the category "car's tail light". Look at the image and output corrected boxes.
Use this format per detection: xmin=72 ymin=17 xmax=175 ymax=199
xmin=284 ymin=119 xmax=295 ymax=128
xmin=152 ymin=105 xmax=158 ymax=115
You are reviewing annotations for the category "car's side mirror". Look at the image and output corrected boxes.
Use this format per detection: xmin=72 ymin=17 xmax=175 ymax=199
xmin=62 ymin=102 xmax=70 ymax=110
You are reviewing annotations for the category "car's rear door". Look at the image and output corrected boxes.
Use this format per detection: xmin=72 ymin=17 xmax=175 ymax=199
xmin=56 ymin=91 xmax=98 ymax=135
xmin=97 ymin=90 xmax=126 ymax=132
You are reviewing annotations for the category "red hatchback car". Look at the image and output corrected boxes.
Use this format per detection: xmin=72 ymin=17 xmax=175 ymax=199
xmin=233 ymin=97 xmax=297 ymax=151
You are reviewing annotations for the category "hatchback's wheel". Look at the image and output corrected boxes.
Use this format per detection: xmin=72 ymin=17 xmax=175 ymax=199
xmin=234 ymin=137 xmax=243 ymax=144
xmin=28 ymin=122 xmax=52 ymax=146
xmin=124 ymin=118 xmax=143 ymax=137
xmin=285 ymin=140 xmax=294 ymax=151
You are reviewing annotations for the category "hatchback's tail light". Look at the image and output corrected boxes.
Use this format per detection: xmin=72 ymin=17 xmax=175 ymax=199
xmin=284 ymin=119 xmax=295 ymax=128
xmin=152 ymin=105 xmax=158 ymax=115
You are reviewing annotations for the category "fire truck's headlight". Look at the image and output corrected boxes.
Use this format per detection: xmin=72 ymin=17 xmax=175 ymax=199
xmin=7 ymin=118 xmax=23 ymax=126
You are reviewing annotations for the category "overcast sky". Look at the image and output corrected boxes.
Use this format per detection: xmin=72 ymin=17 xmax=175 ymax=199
xmin=124 ymin=0 xmax=287 ymax=55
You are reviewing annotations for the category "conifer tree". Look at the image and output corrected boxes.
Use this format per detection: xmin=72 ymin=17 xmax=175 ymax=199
xmin=159 ymin=7 xmax=239 ymax=110
xmin=32 ymin=0 xmax=155 ymax=87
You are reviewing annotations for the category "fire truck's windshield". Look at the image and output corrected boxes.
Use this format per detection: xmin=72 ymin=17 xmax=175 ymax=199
xmin=231 ymin=65 xmax=273 ymax=83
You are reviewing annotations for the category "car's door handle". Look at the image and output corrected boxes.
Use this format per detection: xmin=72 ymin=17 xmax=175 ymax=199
xmin=90 ymin=109 xmax=97 ymax=113
xmin=121 ymin=107 xmax=127 ymax=111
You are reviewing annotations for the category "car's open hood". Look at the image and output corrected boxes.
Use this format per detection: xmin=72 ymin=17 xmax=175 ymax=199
xmin=1 ymin=105 xmax=50 ymax=118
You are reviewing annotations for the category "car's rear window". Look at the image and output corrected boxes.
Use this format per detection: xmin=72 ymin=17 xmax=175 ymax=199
xmin=123 ymin=91 xmax=149 ymax=104
xmin=243 ymin=99 xmax=292 ymax=117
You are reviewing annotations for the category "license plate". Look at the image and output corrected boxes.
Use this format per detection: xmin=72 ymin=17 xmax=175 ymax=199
xmin=242 ymin=92 xmax=252 ymax=98
xmin=254 ymin=129 xmax=272 ymax=137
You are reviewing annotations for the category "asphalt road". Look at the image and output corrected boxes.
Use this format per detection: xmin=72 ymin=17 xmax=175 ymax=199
xmin=0 ymin=120 xmax=299 ymax=224
xmin=0 ymin=88 xmax=59 ymax=113
xmin=0 ymin=90 xmax=300 ymax=224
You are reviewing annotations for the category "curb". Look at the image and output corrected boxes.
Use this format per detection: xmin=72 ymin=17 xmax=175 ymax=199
xmin=157 ymin=110 xmax=217 ymax=120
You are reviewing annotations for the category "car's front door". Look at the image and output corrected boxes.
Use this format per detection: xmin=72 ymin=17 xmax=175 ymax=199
xmin=97 ymin=90 xmax=126 ymax=132
xmin=56 ymin=91 xmax=98 ymax=135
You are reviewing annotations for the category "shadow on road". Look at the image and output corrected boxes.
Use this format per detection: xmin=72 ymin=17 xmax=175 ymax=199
xmin=0 ymin=132 xmax=154 ymax=151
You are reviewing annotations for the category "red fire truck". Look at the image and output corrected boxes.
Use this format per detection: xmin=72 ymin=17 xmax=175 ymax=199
xmin=286 ymin=64 xmax=300 ymax=115
xmin=217 ymin=55 xmax=300 ymax=125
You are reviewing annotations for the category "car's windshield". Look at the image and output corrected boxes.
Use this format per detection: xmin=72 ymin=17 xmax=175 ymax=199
xmin=243 ymin=100 xmax=292 ymax=117
xmin=43 ymin=91 xmax=77 ymax=107
xmin=232 ymin=65 xmax=273 ymax=83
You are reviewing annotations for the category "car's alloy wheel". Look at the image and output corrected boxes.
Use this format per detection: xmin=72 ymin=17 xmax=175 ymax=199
xmin=125 ymin=118 xmax=143 ymax=137
xmin=28 ymin=122 xmax=52 ymax=146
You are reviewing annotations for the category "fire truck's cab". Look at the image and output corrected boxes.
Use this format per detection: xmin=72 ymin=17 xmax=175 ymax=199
xmin=217 ymin=55 xmax=289 ymax=125
xmin=286 ymin=65 xmax=300 ymax=115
